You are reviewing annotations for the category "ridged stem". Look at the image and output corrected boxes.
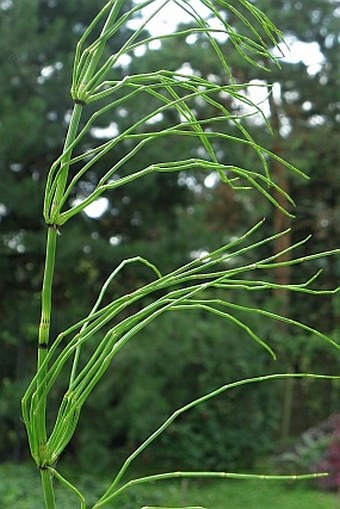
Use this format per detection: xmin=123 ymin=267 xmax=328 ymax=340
xmin=36 ymin=226 xmax=58 ymax=453
xmin=35 ymin=233 xmax=58 ymax=509
xmin=36 ymin=102 xmax=84 ymax=508
xmin=40 ymin=468 xmax=57 ymax=509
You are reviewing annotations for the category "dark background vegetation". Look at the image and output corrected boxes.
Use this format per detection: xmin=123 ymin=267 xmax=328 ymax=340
xmin=0 ymin=0 xmax=339 ymax=476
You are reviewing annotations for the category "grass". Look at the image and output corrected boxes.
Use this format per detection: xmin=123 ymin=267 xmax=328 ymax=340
xmin=1 ymin=462 xmax=338 ymax=509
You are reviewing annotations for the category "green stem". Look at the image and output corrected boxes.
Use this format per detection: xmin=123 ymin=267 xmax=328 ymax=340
xmin=36 ymin=101 xmax=84 ymax=508
xmin=51 ymin=103 xmax=83 ymax=221
xmin=49 ymin=467 xmax=86 ymax=509
xmin=40 ymin=468 xmax=57 ymax=509
xmin=36 ymin=226 xmax=58 ymax=451
xmin=93 ymin=470 xmax=328 ymax=508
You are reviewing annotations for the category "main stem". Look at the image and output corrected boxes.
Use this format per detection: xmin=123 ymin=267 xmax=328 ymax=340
xmin=41 ymin=468 xmax=58 ymax=509
xmin=35 ymin=6 xmax=122 ymax=500
xmin=36 ymin=102 xmax=83 ymax=509
xmin=37 ymin=226 xmax=58 ymax=509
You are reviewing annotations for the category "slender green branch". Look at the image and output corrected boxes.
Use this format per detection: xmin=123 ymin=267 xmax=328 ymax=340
xmin=103 ymin=373 xmax=336 ymax=500
xmin=94 ymin=466 xmax=329 ymax=508
xmin=68 ymin=256 xmax=162 ymax=387
xmin=48 ymin=467 xmax=86 ymax=509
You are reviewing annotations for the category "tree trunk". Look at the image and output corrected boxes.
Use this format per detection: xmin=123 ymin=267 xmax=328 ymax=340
xmin=268 ymin=85 xmax=294 ymax=443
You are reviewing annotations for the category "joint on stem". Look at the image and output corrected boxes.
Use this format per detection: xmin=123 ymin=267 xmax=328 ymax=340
xmin=38 ymin=463 xmax=53 ymax=471
xmin=74 ymin=98 xmax=87 ymax=106
xmin=46 ymin=223 xmax=61 ymax=235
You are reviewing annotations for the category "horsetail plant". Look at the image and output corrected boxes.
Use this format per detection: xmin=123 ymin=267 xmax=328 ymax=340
xmin=20 ymin=1 xmax=339 ymax=508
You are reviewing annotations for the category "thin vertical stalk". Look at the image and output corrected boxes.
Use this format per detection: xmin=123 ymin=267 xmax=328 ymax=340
xmin=36 ymin=227 xmax=58 ymax=509
xmin=36 ymin=226 xmax=58 ymax=449
xmin=41 ymin=468 xmax=57 ymax=509
xmin=36 ymin=101 xmax=84 ymax=508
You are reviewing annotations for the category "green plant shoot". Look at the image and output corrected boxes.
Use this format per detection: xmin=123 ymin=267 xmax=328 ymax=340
xmin=20 ymin=1 xmax=339 ymax=508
